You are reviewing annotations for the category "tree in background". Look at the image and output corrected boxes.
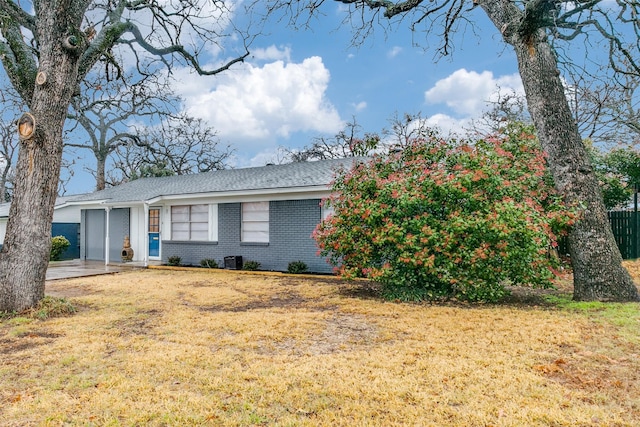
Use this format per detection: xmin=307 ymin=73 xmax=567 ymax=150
xmin=0 ymin=87 xmax=24 ymax=203
xmin=0 ymin=1 xmax=251 ymax=312
xmin=469 ymin=90 xmax=531 ymax=136
xmin=284 ymin=113 xmax=435 ymax=163
xmin=0 ymin=113 xmax=17 ymax=203
xmin=315 ymin=125 xmax=576 ymax=302
xmin=66 ymin=71 xmax=179 ymax=191
xmin=587 ymin=143 xmax=640 ymax=210
xmin=382 ymin=112 xmax=441 ymax=149
xmin=605 ymin=148 xmax=640 ymax=192
xmin=267 ymin=0 xmax=640 ymax=301
xmin=107 ymin=113 xmax=233 ymax=185
xmin=285 ymin=117 xmax=380 ymax=161
xmin=474 ymin=86 xmax=639 ymax=211
xmin=567 ymin=69 xmax=640 ymax=147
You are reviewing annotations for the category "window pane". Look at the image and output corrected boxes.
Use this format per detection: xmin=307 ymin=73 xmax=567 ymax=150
xmin=172 ymin=222 xmax=189 ymax=232
xmin=149 ymin=209 xmax=160 ymax=233
xmin=191 ymin=230 xmax=209 ymax=241
xmin=242 ymin=222 xmax=268 ymax=232
xmin=243 ymin=211 xmax=269 ymax=222
xmin=243 ymin=202 xmax=268 ymax=213
xmin=242 ymin=230 xmax=269 ymax=243
xmin=322 ymin=205 xmax=334 ymax=220
xmin=172 ymin=206 xmax=189 ymax=222
xmin=191 ymin=222 xmax=208 ymax=232
xmin=191 ymin=204 xmax=208 ymax=222
xmin=172 ymin=206 xmax=189 ymax=214
xmin=172 ymin=230 xmax=189 ymax=240
xmin=191 ymin=204 xmax=208 ymax=213
xmin=191 ymin=211 xmax=208 ymax=222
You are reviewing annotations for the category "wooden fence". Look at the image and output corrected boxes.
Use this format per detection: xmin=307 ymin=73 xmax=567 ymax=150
xmin=609 ymin=211 xmax=639 ymax=260
xmin=557 ymin=211 xmax=639 ymax=260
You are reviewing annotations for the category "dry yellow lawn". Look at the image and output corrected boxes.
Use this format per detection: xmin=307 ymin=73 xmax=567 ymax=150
xmin=1 ymin=264 xmax=640 ymax=426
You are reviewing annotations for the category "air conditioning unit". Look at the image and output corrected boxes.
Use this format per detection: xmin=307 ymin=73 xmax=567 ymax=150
xmin=224 ymin=256 xmax=243 ymax=270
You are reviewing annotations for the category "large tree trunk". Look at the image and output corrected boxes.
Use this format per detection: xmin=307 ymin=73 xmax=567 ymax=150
xmin=0 ymin=5 xmax=83 ymax=312
xmin=482 ymin=1 xmax=639 ymax=301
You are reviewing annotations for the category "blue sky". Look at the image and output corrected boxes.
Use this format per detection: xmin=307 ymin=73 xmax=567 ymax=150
xmin=167 ymin=4 xmax=524 ymax=165
xmin=68 ymin=3 xmax=527 ymax=194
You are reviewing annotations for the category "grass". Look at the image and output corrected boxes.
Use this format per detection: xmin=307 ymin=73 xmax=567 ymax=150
xmin=0 ymin=264 xmax=639 ymax=426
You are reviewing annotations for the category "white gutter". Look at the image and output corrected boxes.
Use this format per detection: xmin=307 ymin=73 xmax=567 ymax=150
xmin=62 ymin=199 xmax=112 ymax=207
xmin=143 ymin=185 xmax=330 ymax=205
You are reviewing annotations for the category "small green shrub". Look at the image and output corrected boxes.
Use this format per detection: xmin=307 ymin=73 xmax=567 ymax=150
xmin=287 ymin=260 xmax=309 ymax=274
xmin=167 ymin=256 xmax=182 ymax=266
xmin=242 ymin=260 xmax=261 ymax=271
xmin=200 ymin=259 xmax=219 ymax=268
xmin=50 ymin=236 xmax=70 ymax=261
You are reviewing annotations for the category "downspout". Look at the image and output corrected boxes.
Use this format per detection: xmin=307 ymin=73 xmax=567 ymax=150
xmin=144 ymin=202 xmax=149 ymax=267
xmin=105 ymin=206 xmax=111 ymax=266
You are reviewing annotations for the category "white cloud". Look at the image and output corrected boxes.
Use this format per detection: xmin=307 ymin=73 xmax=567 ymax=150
xmin=387 ymin=46 xmax=402 ymax=59
xmin=352 ymin=101 xmax=367 ymax=112
xmin=424 ymin=113 xmax=472 ymax=136
xmin=251 ymin=45 xmax=292 ymax=62
xmin=246 ymin=148 xmax=286 ymax=167
xmin=173 ymin=56 xmax=344 ymax=150
xmin=424 ymin=69 xmax=524 ymax=117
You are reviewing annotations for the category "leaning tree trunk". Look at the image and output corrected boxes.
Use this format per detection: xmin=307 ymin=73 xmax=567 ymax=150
xmin=0 ymin=6 xmax=83 ymax=312
xmin=482 ymin=1 xmax=639 ymax=301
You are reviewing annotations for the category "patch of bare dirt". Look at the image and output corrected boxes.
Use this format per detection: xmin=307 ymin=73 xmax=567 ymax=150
xmin=204 ymin=294 xmax=338 ymax=313
xmin=0 ymin=332 xmax=62 ymax=355
xmin=258 ymin=313 xmax=379 ymax=356
xmin=108 ymin=309 xmax=161 ymax=336
xmin=45 ymin=282 xmax=98 ymax=298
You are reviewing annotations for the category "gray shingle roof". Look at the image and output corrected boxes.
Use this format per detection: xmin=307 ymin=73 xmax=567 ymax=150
xmin=66 ymin=158 xmax=362 ymax=204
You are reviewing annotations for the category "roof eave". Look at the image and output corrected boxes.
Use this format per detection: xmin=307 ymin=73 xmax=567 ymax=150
xmin=146 ymin=184 xmax=331 ymax=205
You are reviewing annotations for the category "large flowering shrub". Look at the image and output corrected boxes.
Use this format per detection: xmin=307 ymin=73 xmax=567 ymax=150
xmin=314 ymin=126 xmax=577 ymax=302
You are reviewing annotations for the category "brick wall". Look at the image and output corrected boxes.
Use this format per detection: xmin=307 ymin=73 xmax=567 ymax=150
xmin=161 ymin=199 xmax=333 ymax=273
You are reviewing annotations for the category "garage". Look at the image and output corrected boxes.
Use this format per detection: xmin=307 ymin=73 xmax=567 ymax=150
xmin=82 ymin=208 xmax=130 ymax=262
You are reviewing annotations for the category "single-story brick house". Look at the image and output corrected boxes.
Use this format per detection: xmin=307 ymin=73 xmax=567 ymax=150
xmin=60 ymin=158 xmax=360 ymax=273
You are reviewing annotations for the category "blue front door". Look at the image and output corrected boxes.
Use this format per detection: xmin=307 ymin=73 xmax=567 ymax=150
xmin=149 ymin=208 xmax=160 ymax=257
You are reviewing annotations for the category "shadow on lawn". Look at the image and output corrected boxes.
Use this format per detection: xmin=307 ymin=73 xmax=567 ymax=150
xmin=334 ymin=275 xmax=574 ymax=308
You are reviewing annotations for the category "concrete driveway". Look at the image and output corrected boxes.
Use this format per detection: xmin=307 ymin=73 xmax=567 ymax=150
xmin=46 ymin=260 xmax=147 ymax=281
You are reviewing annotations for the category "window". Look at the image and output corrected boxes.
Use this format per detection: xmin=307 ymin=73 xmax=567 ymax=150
xmin=148 ymin=208 xmax=160 ymax=233
xmin=321 ymin=201 xmax=334 ymax=220
xmin=242 ymin=202 xmax=269 ymax=243
xmin=171 ymin=204 xmax=208 ymax=241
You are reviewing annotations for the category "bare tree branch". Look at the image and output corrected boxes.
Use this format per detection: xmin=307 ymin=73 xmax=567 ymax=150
xmin=66 ymin=70 xmax=181 ymax=190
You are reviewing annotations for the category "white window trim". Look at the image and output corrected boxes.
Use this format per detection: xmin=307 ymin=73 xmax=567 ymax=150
xmin=170 ymin=204 xmax=210 ymax=241
xmin=209 ymin=203 xmax=218 ymax=241
xmin=241 ymin=201 xmax=269 ymax=243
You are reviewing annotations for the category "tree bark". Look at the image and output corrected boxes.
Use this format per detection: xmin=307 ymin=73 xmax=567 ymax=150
xmin=0 ymin=4 xmax=84 ymax=312
xmin=96 ymin=152 xmax=106 ymax=191
xmin=481 ymin=0 xmax=639 ymax=301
